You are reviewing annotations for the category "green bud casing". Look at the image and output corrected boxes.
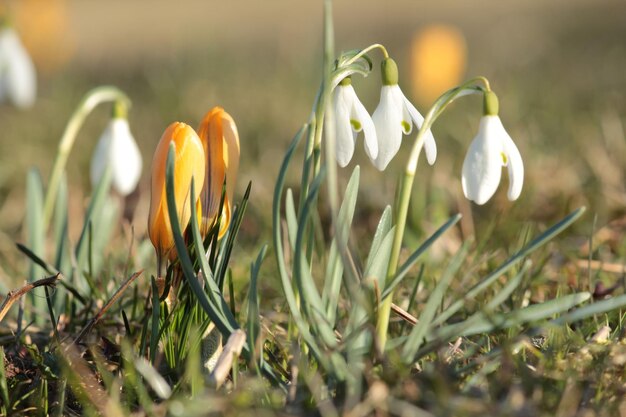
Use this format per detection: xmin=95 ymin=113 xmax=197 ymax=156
xmin=381 ymin=58 xmax=399 ymax=86
xmin=483 ymin=90 xmax=499 ymax=116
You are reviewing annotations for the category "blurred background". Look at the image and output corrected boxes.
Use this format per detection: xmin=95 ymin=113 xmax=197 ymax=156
xmin=0 ymin=0 xmax=625 ymax=282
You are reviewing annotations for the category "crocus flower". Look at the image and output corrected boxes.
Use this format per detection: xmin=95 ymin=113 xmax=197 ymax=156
xmin=148 ymin=122 xmax=206 ymax=266
xmin=461 ymin=91 xmax=523 ymax=205
xmin=196 ymin=107 xmax=240 ymax=238
xmin=331 ymin=77 xmax=377 ymax=167
xmin=0 ymin=25 xmax=36 ymax=108
xmin=90 ymin=103 xmax=142 ymax=196
xmin=371 ymin=58 xmax=436 ymax=171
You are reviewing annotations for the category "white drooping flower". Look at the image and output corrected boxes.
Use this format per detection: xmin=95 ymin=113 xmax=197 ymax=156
xmin=461 ymin=91 xmax=523 ymax=205
xmin=371 ymin=58 xmax=436 ymax=171
xmin=90 ymin=109 xmax=142 ymax=196
xmin=0 ymin=26 xmax=36 ymax=108
xmin=331 ymin=77 xmax=378 ymax=167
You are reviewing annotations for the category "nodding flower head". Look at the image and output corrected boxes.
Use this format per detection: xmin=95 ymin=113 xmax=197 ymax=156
xmin=461 ymin=91 xmax=523 ymax=205
xmin=371 ymin=58 xmax=437 ymax=171
xmin=196 ymin=107 xmax=240 ymax=239
xmin=148 ymin=122 xmax=205 ymax=262
xmin=90 ymin=102 xmax=142 ymax=196
xmin=330 ymin=77 xmax=378 ymax=167
xmin=0 ymin=25 xmax=36 ymax=108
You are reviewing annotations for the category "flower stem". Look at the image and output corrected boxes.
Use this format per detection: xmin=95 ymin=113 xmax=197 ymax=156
xmin=375 ymin=78 xmax=489 ymax=349
xmin=42 ymin=86 xmax=131 ymax=230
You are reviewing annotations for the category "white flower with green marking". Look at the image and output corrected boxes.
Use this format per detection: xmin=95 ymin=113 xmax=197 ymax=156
xmin=0 ymin=26 xmax=36 ymax=109
xmin=90 ymin=106 xmax=142 ymax=196
xmin=371 ymin=58 xmax=436 ymax=171
xmin=462 ymin=91 xmax=523 ymax=205
xmin=331 ymin=77 xmax=378 ymax=167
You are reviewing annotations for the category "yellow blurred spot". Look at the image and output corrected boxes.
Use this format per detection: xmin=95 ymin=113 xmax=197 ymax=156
xmin=14 ymin=0 xmax=74 ymax=73
xmin=410 ymin=24 xmax=467 ymax=107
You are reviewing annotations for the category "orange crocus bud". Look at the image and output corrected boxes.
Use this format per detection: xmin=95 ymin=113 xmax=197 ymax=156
xmin=148 ymin=122 xmax=206 ymax=272
xmin=196 ymin=107 xmax=240 ymax=238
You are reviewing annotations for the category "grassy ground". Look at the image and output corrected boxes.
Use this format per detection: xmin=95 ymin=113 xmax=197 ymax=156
xmin=1 ymin=0 xmax=626 ymax=415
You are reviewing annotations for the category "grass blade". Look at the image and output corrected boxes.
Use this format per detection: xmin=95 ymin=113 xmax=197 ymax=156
xmin=382 ymin=214 xmax=462 ymax=301
xmin=431 ymin=207 xmax=586 ymax=327
xmin=401 ymin=243 xmax=468 ymax=362
xmin=322 ymin=166 xmax=360 ymax=327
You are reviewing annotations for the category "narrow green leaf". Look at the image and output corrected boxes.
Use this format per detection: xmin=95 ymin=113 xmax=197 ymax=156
xmin=271 ymin=124 xmax=328 ymax=363
xmin=364 ymin=206 xmax=392 ymax=276
xmin=432 ymin=292 xmax=591 ymax=341
xmin=26 ymin=168 xmax=45 ymax=324
xmin=216 ymin=182 xmax=252 ymax=291
xmin=323 ymin=166 xmax=360 ymax=326
xmin=150 ymin=276 xmax=160 ymax=365
xmin=294 ymin=170 xmax=341 ymax=350
xmin=382 ymin=213 xmax=462 ymax=300
xmin=551 ymin=293 xmax=626 ymax=325
xmin=431 ymin=207 xmax=586 ymax=327
xmin=75 ymin=164 xmax=112 ymax=293
xmin=285 ymin=189 xmax=298 ymax=251
xmin=401 ymin=243 xmax=469 ymax=362
xmin=247 ymin=244 xmax=266 ymax=369
xmin=0 ymin=347 xmax=9 ymax=414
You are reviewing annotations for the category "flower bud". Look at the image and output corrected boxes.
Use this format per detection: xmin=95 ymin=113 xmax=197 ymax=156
xmin=196 ymin=107 xmax=240 ymax=238
xmin=148 ymin=122 xmax=205 ymax=261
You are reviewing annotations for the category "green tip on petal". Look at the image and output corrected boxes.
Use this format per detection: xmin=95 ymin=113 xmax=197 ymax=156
xmin=339 ymin=76 xmax=352 ymax=86
xmin=350 ymin=119 xmax=361 ymax=130
xmin=381 ymin=58 xmax=399 ymax=86
xmin=483 ymin=90 xmax=499 ymax=116
xmin=112 ymin=100 xmax=129 ymax=120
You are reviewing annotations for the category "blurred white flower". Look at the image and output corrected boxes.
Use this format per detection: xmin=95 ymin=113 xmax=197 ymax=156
xmin=371 ymin=58 xmax=436 ymax=171
xmin=90 ymin=117 xmax=142 ymax=196
xmin=331 ymin=79 xmax=378 ymax=167
xmin=461 ymin=115 xmax=523 ymax=205
xmin=0 ymin=26 xmax=36 ymax=108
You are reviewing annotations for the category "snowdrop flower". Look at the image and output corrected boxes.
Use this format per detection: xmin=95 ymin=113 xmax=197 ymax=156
xmin=461 ymin=91 xmax=523 ymax=205
xmin=0 ymin=25 xmax=36 ymax=108
xmin=330 ymin=77 xmax=377 ymax=167
xmin=371 ymin=58 xmax=436 ymax=171
xmin=90 ymin=102 xmax=143 ymax=196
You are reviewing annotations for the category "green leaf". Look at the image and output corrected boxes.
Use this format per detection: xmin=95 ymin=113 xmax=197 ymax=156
xmin=431 ymin=207 xmax=586 ymax=327
xmin=364 ymin=206 xmax=392 ymax=279
xmin=272 ymin=125 xmax=327 ymax=363
xmin=247 ymin=244 xmax=266 ymax=370
xmin=26 ymin=168 xmax=45 ymax=324
xmin=285 ymin=189 xmax=298 ymax=251
xmin=382 ymin=214 xmax=462 ymax=300
xmin=401 ymin=243 xmax=469 ymax=362
xmin=74 ymin=164 xmax=112 ymax=293
xmin=323 ymin=166 xmax=360 ymax=327
xmin=432 ymin=292 xmax=591 ymax=341
xmin=216 ymin=182 xmax=252 ymax=291
xmin=551 ymin=293 xmax=626 ymax=325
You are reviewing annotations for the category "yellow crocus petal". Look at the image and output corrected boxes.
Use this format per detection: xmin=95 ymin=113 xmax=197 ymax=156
xmin=148 ymin=122 xmax=206 ymax=262
xmin=197 ymin=107 xmax=240 ymax=238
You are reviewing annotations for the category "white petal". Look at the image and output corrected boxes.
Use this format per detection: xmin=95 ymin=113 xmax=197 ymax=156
xmin=0 ymin=29 xmax=36 ymax=108
xmin=500 ymin=125 xmax=524 ymax=201
xmin=348 ymin=88 xmax=378 ymax=160
xmin=400 ymin=90 xmax=437 ymax=165
xmin=461 ymin=116 xmax=503 ymax=205
xmin=333 ymin=86 xmax=356 ymax=167
xmin=91 ymin=119 xmax=142 ymax=196
xmin=371 ymin=86 xmax=404 ymax=170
